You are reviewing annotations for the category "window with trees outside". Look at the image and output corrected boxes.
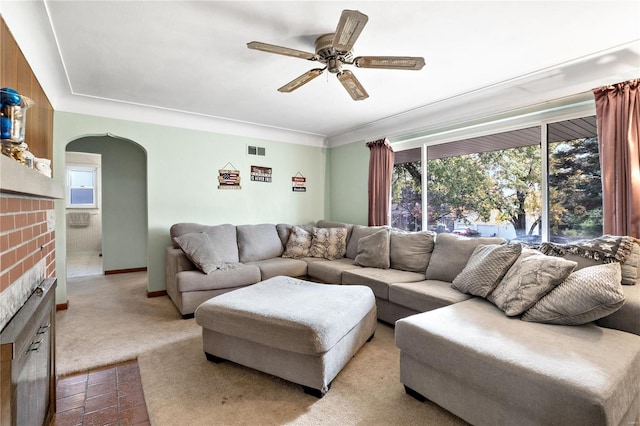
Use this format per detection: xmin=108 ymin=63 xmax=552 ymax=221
xmin=391 ymin=115 xmax=602 ymax=243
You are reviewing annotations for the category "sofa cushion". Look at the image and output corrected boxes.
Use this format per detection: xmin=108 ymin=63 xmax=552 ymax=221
xmin=245 ymin=258 xmax=308 ymax=280
xmin=237 ymin=224 xmax=284 ymax=263
xmin=346 ymin=225 xmax=388 ymax=259
xmin=170 ymin=223 xmax=239 ymax=263
xmin=354 ymin=229 xmax=390 ymax=269
xmin=175 ymin=265 xmax=261 ymax=293
xmin=282 ymin=226 xmax=313 ymax=258
xmin=389 ymin=230 xmax=436 ymax=273
xmin=452 ymin=243 xmax=522 ymax=297
xmin=425 ymin=233 xmax=506 ymax=282
xmin=488 ymin=248 xmax=577 ymax=316
xmin=522 ymin=263 xmax=626 ymax=325
xmin=540 ymin=236 xmax=639 ymax=285
xmin=395 ymin=298 xmax=640 ymax=426
xmin=309 ymin=227 xmax=348 ymax=260
xmin=389 ymin=280 xmax=473 ymax=313
xmin=597 ymin=282 xmax=640 ymax=336
xmin=342 ymin=268 xmax=425 ymax=300
xmin=306 ymin=258 xmax=360 ymax=284
xmin=173 ymin=232 xmax=230 ymax=274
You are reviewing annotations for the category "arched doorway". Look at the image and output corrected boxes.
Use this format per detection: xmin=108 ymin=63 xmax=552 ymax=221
xmin=65 ymin=134 xmax=148 ymax=276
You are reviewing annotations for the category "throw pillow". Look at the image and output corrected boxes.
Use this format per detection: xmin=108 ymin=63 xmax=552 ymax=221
xmin=451 ymin=242 xmax=522 ymax=297
xmin=389 ymin=230 xmax=436 ymax=272
xmin=173 ymin=232 xmax=226 ymax=274
xmin=354 ymin=229 xmax=390 ymax=269
xmin=346 ymin=225 xmax=388 ymax=259
xmin=488 ymin=249 xmax=577 ymax=316
xmin=282 ymin=226 xmax=313 ymax=258
xmin=540 ymin=235 xmax=638 ymax=285
xmin=309 ymin=227 xmax=348 ymax=260
xmin=522 ymin=263 xmax=625 ymax=325
xmin=425 ymin=233 xmax=506 ymax=282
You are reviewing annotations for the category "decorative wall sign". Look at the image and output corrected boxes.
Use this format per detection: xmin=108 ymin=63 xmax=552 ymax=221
xmin=250 ymin=165 xmax=272 ymax=183
xmin=218 ymin=162 xmax=241 ymax=189
xmin=292 ymin=172 xmax=306 ymax=192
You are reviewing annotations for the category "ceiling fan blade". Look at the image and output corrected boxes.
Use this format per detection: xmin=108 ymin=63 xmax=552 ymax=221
xmin=332 ymin=10 xmax=368 ymax=53
xmin=337 ymin=70 xmax=369 ymax=101
xmin=278 ymin=68 xmax=325 ymax=93
xmin=247 ymin=41 xmax=317 ymax=61
xmin=354 ymin=56 xmax=425 ymax=70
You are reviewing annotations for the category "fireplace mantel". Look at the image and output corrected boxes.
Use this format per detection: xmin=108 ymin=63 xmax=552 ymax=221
xmin=0 ymin=155 xmax=63 ymax=199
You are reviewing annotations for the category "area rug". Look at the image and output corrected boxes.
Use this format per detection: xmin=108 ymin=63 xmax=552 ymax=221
xmin=56 ymin=272 xmax=466 ymax=425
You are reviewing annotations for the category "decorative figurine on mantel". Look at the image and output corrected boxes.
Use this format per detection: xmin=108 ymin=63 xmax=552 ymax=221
xmin=1 ymin=87 xmax=36 ymax=167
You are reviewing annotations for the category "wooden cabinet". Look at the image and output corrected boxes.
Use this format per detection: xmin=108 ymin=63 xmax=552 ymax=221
xmin=0 ymin=278 xmax=56 ymax=426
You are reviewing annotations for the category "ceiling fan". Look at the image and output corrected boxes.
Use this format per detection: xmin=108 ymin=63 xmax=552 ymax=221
xmin=247 ymin=9 xmax=425 ymax=101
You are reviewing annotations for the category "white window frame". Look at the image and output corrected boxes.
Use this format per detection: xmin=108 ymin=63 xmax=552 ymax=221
xmin=66 ymin=165 xmax=99 ymax=208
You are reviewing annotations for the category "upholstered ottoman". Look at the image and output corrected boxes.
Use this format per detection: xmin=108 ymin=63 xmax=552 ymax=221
xmin=194 ymin=276 xmax=377 ymax=397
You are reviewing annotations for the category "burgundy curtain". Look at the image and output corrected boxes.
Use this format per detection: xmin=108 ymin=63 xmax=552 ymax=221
xmin=366 ymin=138 xmax=394 ymax=226
xmin=593 ymin=79 xmax=640 ymax=238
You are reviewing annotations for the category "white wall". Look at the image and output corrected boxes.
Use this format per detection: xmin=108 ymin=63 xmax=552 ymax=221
xmin=53 ymin=111 xmax=328 ymax=303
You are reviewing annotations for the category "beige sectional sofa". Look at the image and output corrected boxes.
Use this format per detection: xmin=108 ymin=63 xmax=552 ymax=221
xmin=166 ymin=220 xmax=640 ymax=425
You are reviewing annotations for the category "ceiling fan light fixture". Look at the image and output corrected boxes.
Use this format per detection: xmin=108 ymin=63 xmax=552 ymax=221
xmin=337 ymin=70 xmax=369 ymax=100
xmin=278 ymin=68 xmax=324 ymax=93
xmin=355 ymin=56 xmax=426 ymax=70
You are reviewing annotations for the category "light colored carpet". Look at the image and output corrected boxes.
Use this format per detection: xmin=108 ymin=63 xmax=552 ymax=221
xmin=56 ymin=272 xmax=467 ymax=425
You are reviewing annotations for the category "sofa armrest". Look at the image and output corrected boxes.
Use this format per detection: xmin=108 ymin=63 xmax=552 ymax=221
xmin=166 ymin=247 xmax=196 ymax=297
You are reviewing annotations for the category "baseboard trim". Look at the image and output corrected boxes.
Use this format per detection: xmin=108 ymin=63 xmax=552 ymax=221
xmin=56 ymin=302 xmax=69 ymax=311
xmin=104 ymin=267 xmax=147 ymax=275
xmin=147 ymin=290 xmax=167 ymax=298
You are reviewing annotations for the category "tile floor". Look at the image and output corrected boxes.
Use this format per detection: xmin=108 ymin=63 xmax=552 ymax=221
xmin=67 ymin=253 xmax=103 ymax=278
xmin=54 ymin=360 xmax=150 ymax=426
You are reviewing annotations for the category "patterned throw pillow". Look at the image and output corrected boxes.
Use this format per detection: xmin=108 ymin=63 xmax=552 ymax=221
xmin=488 ymin=249 xmax=577 ymax=316
xmin=451 ymin=243 xmax=522 ymax=297
xmin=522 ymin=263 xmax=625 ymax=325
xmin=354 ymin=229 xmax=390 ymax=269
xmin=309 ymin=227 xmax=348 ymax=260
xmin=282 ymin=226 xmax=313 ymax=258
xmin=173 ymin=232 xmax=228 ymax=274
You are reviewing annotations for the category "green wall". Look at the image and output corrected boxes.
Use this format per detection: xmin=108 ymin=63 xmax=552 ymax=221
xmin=67 ymin=136 xmax=147 ymax=272
xmin=53 ymin=111 xmax=328 ymax=303
xmin=328 ymin=141 xmax=370 ymax=225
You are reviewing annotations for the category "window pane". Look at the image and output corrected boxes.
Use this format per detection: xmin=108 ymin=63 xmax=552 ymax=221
xmin=425 ymin=129 xmax=541 ymax=240
xmin=392 ymin=158 xmax=422 ymax=231
xmin=70 ymin=188 xmax=94 ymax=205
xmin=69 ymin=170 xmax=94 ymax=187
xmin=548 ymin=117 xmax=602 ymax=242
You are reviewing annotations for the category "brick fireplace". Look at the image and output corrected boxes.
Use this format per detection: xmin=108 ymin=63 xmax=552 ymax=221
xmin=0 ymin=194 xmax=56 ymax=329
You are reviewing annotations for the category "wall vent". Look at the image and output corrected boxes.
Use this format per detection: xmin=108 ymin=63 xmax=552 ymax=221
xmin=247 ymin=146 xmax=266 ymax=156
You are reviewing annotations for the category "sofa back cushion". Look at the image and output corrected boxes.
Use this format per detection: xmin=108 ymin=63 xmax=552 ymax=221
xmin=425 ymin=233 xmax=505 ymax=282
xmin=170 ymin=223 xmax=239 ymax=263
xmin=346 ymin=225 xmax=388 ymax=259
xmin=237 ymin=224 xmax=284 ymax=263
xmin=389 ymin=230 xmax=436 ymax=272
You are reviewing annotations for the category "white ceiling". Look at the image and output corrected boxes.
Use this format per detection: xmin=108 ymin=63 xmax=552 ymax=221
xmin=2 ymin=1 xmax=639 ymax=147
